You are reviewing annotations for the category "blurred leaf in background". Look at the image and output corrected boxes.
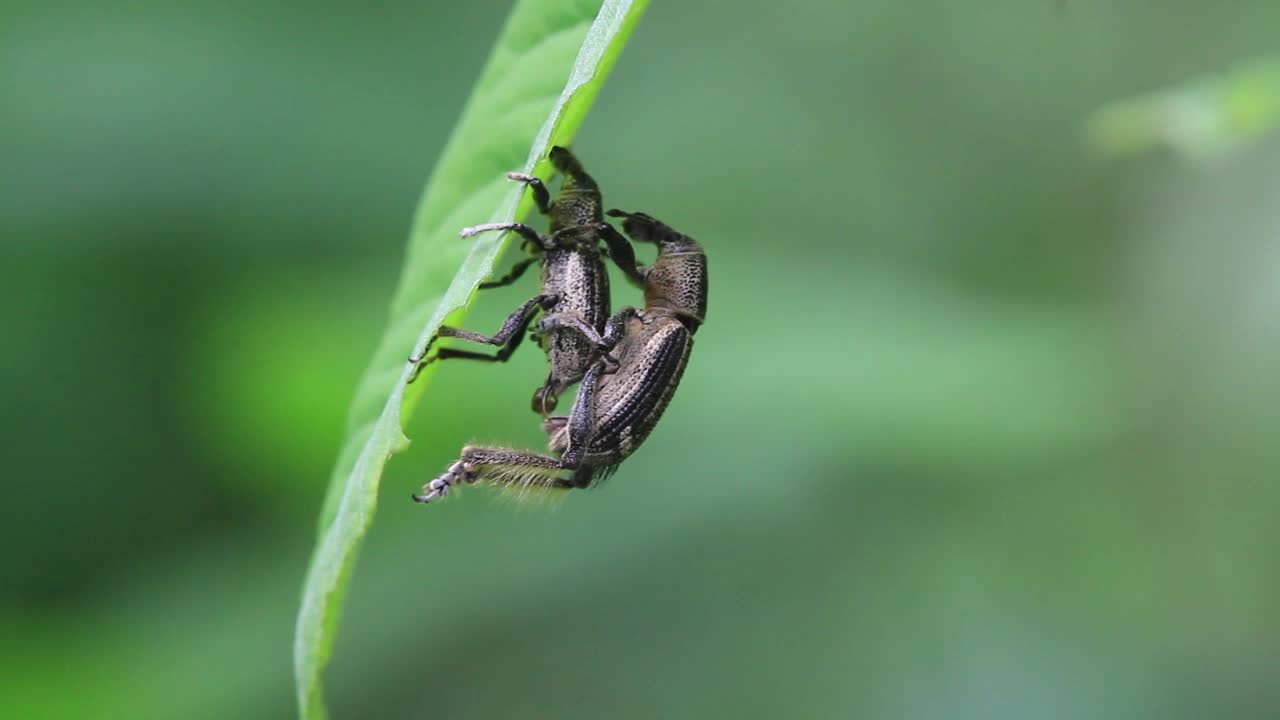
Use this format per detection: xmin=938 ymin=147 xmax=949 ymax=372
xmin=2 ymin=1 xmax=1278 ymax=719
xmin=1089 ymin=57 xmax=1280 ymax=159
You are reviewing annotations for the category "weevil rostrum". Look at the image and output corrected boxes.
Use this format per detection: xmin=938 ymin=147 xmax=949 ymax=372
xmin=414 ymin=210 xmax=707 ymax=502
xmin=407 ymin=146 xmax=643 ymax=416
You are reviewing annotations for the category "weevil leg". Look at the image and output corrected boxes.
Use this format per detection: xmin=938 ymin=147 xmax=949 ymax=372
xmin=559 ymin=362 xmax=603 ymax=468
xmin=407 ymin=293 xmax=555 ymax=383
xmin=429 ymin=341 xmax=528 ymax=366
xmin=600 ymin=307 xmax=640 ymax=350
xmin=506 ymin=172 xmax=551 ymax=214
xmin=414 ymin=445 xmax=581 ymax=503
xmin=437 ymin=292 xmax=553 ymax=347
xmin=478 ymin=256 xmax=538 ymax=290
xmin=461 ymin=446 xmax=565 ymax=470
xmin=460 ymin=222 xmax=553 ymax=251
xmin=536 ymin=313 xmax=605 ymax=347
xmin=537 ymin=312 xmax=620 ymax=368
xmin=557 ymin=466 xmax=595 ymax=489
xmin=596 ymin=222 xmax=646 ymax=287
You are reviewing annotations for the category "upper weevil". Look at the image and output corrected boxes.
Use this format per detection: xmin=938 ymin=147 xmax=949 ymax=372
xmin=408 ymin=146 xmax=643 ymax=415
xmin=414 ymin=210 xmax=707 ymax=502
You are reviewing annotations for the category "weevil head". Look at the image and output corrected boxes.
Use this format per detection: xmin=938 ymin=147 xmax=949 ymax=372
xmin=547 ymin=146 xmax=604 ymax=230
xmin=606 ymin=211 xmax=708 ymax=332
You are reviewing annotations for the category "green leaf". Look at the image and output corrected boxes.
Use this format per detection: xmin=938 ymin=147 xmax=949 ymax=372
xmin=292 ymin=1 xmax=649 ymax=717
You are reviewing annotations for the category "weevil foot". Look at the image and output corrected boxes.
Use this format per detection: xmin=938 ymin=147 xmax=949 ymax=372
xmin=506 ymin=172 xmax=535 ymax=182
xmin=412 ymin=460 xmax=476 ymax=504
xmin=406 ymin=338 xmax=438 ymax=384
xmin=406 ymin=357 xmax=426 ymax=384
xmin=458 ymin=221 xmax=524 ymax=238
xmin=408 ymin=334 xmax=437 ymax=365
xmin=506 ymin=172 xmax=550 ymax=214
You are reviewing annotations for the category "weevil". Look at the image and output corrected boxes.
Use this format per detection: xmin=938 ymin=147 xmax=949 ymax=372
xmin=407 ymin=146 xmax=643 ymax=415
xmin=413 ymin=210 xmax=707 ymax=502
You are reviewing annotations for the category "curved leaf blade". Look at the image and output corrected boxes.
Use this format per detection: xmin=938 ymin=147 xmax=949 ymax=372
xmin=292 ymin=1 xmax=649 ymax=718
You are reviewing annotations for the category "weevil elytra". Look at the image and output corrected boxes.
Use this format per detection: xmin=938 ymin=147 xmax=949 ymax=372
xmin=413 ymin=210 xmax=707 ymax=502
xmin=407 ymin=147 xmax=642 ymax=415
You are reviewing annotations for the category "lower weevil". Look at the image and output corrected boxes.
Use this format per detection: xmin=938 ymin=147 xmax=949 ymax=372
xmin=414 ymin=210 xmax=707 ymax=502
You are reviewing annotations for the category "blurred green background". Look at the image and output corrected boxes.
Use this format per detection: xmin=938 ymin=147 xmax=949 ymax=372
xmin=4 ymin=1 xmax=1279 ymax=718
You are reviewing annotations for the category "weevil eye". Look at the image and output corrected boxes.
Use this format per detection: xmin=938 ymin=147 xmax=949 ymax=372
xmin=531 ymin=387 xmax=558 ymax=414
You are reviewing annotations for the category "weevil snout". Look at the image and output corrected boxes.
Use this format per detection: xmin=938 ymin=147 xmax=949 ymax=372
xmin=606 ymin=210 xmax=696 ymax=251
xmin=608 ymin=209 xmax=707 ymax=332
xmin=546 ymin=146 xmax=603 ymax=228
xmin=548 ymin=146 xmax=596 ymax=189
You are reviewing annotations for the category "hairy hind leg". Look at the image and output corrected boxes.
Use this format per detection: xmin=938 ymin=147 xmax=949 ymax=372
xmin=413 ymin=445 xmax=581 ymax=504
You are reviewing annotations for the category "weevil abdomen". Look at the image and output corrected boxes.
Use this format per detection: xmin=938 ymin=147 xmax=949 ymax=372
xmin=589 ymin=316 xmax=691 ymax=455
xmin=541 ymin=246 xmax=610 ymax=376
xmin=545 ymin=314 xmax=692 ymax=479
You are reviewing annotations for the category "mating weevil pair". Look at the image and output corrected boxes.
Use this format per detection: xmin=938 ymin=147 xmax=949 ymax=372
xmin=408 ymin=147 xmax=707 ymax=502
